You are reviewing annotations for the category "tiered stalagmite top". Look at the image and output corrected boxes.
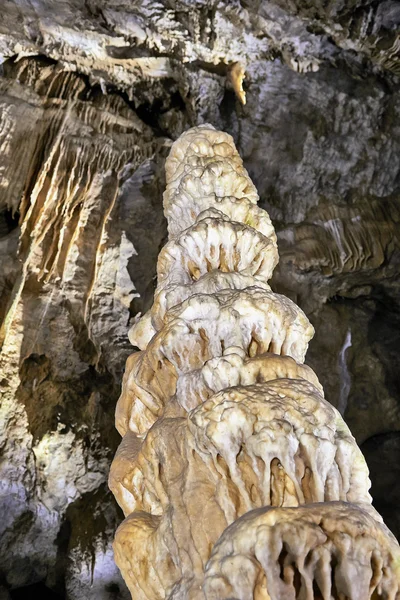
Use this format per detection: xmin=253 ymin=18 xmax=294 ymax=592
xmin=109 ymin=125 xmax=400 ymax=600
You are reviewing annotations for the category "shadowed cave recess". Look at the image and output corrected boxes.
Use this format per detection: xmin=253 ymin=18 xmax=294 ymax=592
xmin=0 ymin=0 xmax=399 ymax=598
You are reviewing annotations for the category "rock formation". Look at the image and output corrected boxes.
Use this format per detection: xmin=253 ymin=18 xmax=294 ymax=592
xmin=109 ymin=125 xmax=400 ymax=599
xmin=0 ymin=2 xmax=399 ymax=598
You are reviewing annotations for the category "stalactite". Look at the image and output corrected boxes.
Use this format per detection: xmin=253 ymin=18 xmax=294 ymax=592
xmin=109 ymin=123 xmax=400 ymax=599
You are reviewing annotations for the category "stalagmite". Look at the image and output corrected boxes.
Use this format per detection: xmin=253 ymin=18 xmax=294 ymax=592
xmin=109 ymin=125 xmax=400 ymax=600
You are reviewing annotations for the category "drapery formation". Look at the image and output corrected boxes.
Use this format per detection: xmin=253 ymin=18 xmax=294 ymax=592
xmin=109 ymin=125 xmax=400 ymax=599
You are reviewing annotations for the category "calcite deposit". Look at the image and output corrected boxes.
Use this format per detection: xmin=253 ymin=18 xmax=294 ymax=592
xmin=109 ymin=125 xmax=400 ymax=599
xmin=0 ymin=2 xmax=399 ymax=597
xmin=204 ymin=502 xmax=400 ymax=600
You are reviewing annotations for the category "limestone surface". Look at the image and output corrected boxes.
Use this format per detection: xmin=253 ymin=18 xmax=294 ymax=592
xmin=110 ymin=125 xmax=400 ymax=600
xmin=1 ymin=2 xmax=399 ymax=596
xmin=204 ymin=502 xmax=400 ymax=600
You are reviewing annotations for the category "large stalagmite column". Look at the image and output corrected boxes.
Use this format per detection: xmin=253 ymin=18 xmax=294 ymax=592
xmin=109 ymin=125 xmax=400 ymax=600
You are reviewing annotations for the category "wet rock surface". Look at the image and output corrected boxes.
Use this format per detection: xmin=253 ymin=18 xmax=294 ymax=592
xmin=0 ymin=1 xmax=399 ymax=597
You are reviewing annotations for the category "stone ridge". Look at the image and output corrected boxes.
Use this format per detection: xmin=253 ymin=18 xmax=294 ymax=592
xmin=109 ymin=125 xmax=400 ymax=599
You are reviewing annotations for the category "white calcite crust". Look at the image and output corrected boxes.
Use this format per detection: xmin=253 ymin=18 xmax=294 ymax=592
xmin=175 ymin=351 xmax=322 ymax=412
xmin=204 ymin=502 xmax=400 ymax=600
xmin=156 ymin=216 xmax=278 ymax=300
xmin=164 ymin=288 xmax=313 ymax=364
xmin=151 ymin=270 xmax=272 ymax=332
xmin=111 ymin=379 xmax=371 ymax=516
xmin=114 ymin=351 xmax=321 ymax=439
xmin=111 ymin=379 xmax=371 ymax=522
xmin=163 ymin=126 xmax=260 ymax=237
xmin=189 ymin=380 xmax=372 ymax=508
xmin=119 ymin=288 xmax=314 ymax=435
xmin=110 ymin=125 xmax=400 ymax=600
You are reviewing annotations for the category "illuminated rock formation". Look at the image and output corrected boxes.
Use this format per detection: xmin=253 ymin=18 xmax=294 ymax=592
xmin=204 ymin=502 xmax=400 ymax=600
xmin=1 ymin=3 xmax=400 ymax=592
xmin=110 ymin=123 xmax=400 ymax=599
xmin=0 ymin=58 xmax=161 ymax=597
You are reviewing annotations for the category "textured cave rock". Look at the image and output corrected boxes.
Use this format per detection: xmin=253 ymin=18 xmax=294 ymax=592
xmin=109 ymin=124 xmax=399 ymax=599
xmin=0 ymin=57 xmax=166 ymax=598
xmin=203 ymin=502 xmax=400 ymax=600
xmin=0 ymin=1 xmax=399 ymax=598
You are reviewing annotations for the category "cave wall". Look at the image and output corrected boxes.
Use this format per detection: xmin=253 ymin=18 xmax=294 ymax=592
xmin=0 ymin=1 xmax=399 ymax=598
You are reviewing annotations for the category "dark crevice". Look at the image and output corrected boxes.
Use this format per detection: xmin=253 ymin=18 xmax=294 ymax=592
xmin=10 ymin=582 xmax=63 ymax=599
xmin=105 ymin=44 xmax=170 ymax=60
xmin=278 ymin=544 xmax=289 ymax=580
xmin=362 ymin=431 xmax=400 ymax=540
xmin=135 ymin=87 xmax=187 ymax=136
xmin=219 ymin=88 xmax=237 ymax=129
xmin=0 ymin=208 xmax=20 ymax=238
xmin=51 ymin=518 xmax=71 ymax=597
